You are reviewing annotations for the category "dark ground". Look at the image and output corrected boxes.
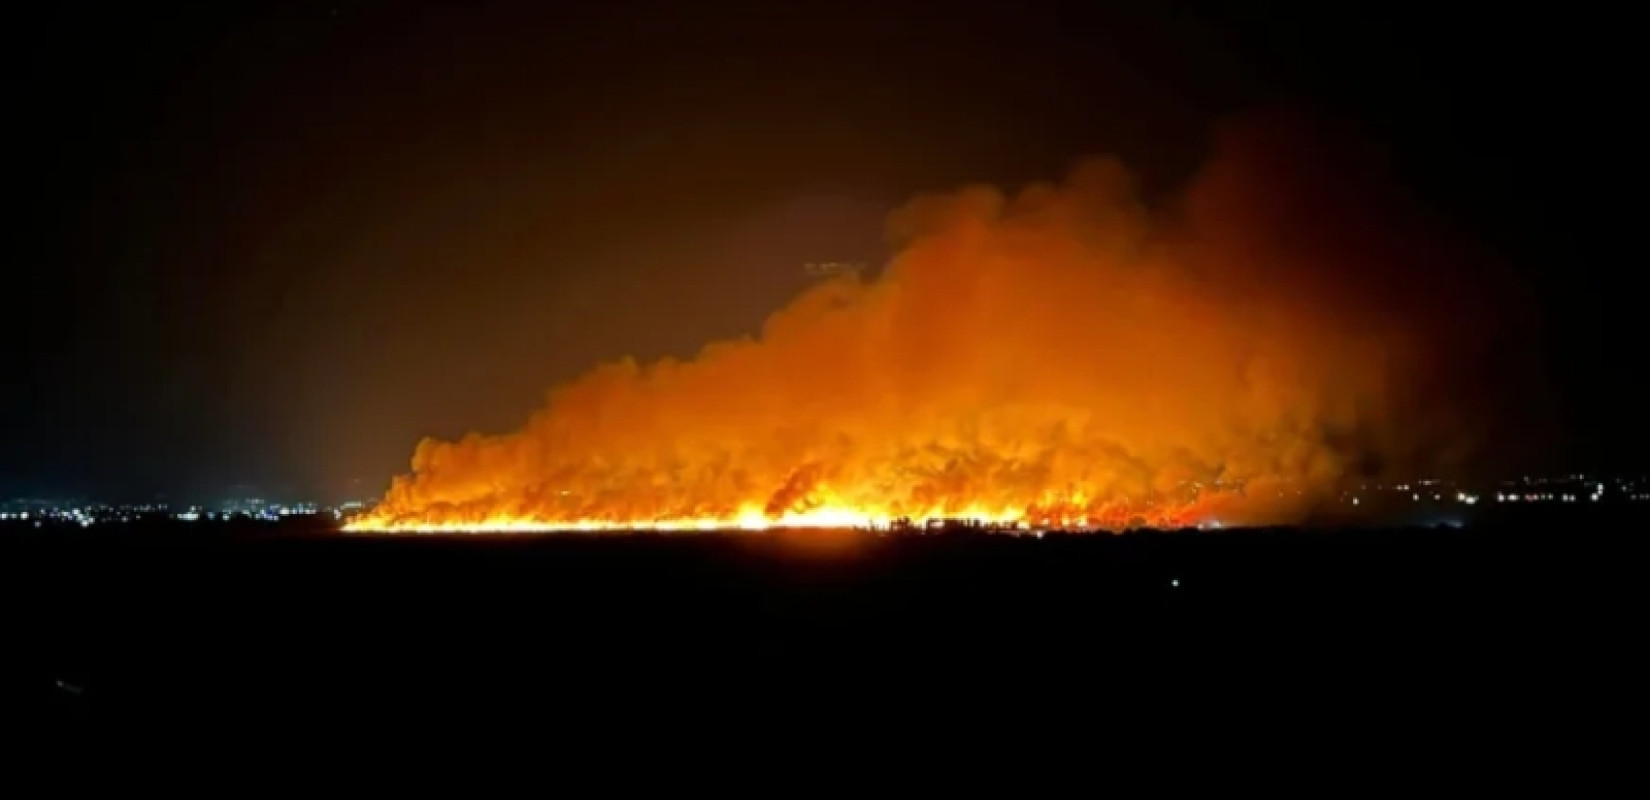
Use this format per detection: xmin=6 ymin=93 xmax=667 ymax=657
xmin=4 ymin=515 xmax=1644 ymax=747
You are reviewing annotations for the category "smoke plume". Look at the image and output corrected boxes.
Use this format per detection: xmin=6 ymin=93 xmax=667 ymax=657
xmin=354 ymin=113 xmax=1523 ymax=531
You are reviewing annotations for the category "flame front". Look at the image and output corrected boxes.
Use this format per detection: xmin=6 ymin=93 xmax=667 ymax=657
xmin=345 ymin=505 xmax=1030 ymax=534
xmin=350 ymin=120 xmax=1504 ymax=535
xmin=345 ymin=505 xmax=1210 ymax=535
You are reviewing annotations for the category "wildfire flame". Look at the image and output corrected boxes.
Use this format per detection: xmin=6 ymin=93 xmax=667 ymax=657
xmin=344 ymin=506 xmax=1025 ymax=534
xmin=349 ymin=115 xmax=1509 ymax=534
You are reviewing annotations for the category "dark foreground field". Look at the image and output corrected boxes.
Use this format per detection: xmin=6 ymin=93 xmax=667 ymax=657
xmin=4 ymin=517 xmax=1644 ymax=741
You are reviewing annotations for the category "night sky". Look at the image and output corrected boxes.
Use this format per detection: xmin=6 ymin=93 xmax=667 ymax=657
xmin=6 ymin=0 xmax=1640 ymax=502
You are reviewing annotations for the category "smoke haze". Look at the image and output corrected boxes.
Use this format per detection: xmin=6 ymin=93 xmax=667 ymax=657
xmin=356 ymin=112 xmax=1532 ymax=530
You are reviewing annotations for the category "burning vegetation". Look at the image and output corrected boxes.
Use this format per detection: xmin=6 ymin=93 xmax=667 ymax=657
xmin=349 ymin=115 xmax=1520 ymax=533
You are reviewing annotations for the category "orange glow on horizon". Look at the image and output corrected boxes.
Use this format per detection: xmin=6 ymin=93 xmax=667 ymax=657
xmin=350 ymin=118 xmax=1505 ymax=537
xmin=342 ymin=500 xmax=1212 ymax=534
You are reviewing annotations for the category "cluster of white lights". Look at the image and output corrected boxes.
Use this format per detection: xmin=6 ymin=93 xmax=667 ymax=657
xmin=1496 ymin=490 xmax=1605 ymax=503
xmin=1333 ymin=485 xmax=1645 ymax=507
xmin=2 ymin=503 xmax=357 ymax=526
xmin=0 ymin=509 xmax=95 ymax=527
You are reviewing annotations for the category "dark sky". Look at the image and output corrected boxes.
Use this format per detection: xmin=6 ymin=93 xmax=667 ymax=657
xmin=6 ymin=0 xmax=1641 ymax=501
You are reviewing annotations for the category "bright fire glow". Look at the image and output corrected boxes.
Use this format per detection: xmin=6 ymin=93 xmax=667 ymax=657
xmin=345 ymin=493 xmax=1212 ymax=535
xmin=348 ymin=119 xmax=1507 ymax=536
xmin=345 ymin=504 xmax=1030 ymax=534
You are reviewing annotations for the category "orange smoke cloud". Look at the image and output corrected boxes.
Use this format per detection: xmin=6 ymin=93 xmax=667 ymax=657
xmin=351 ymin=113 xmax=1518 ymax=533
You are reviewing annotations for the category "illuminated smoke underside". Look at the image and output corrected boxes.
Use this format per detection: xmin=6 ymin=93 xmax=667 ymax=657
xmin=349 ymin=115 xmax=1510 ymax=533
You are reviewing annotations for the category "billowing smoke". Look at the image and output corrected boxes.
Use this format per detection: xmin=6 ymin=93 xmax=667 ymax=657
xmin=354 ymin=112 xmax=1527 ymax=531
